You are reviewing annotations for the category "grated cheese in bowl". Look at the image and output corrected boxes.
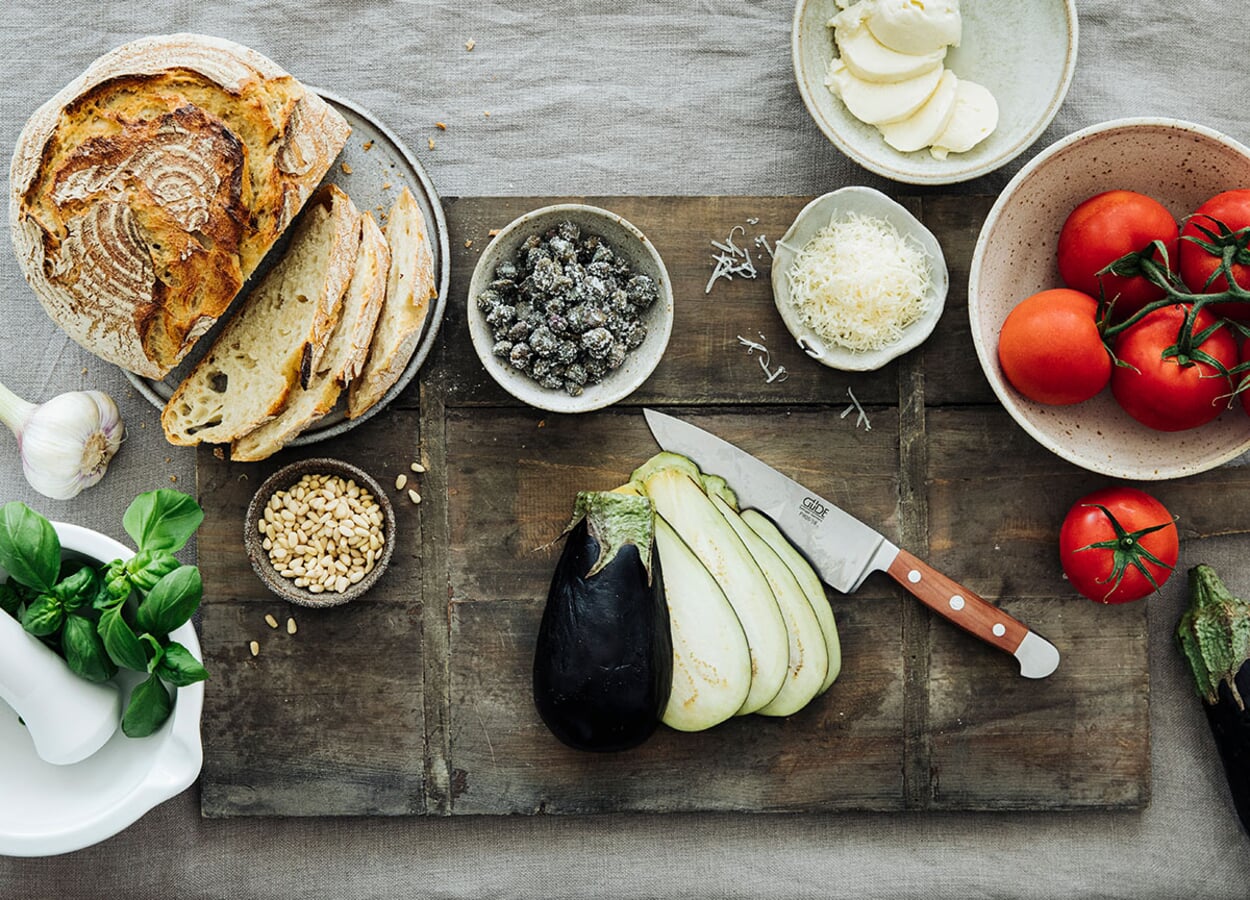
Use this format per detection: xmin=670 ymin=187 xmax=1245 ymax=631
xmin=783 ymin=212 xmax=933 ymax=353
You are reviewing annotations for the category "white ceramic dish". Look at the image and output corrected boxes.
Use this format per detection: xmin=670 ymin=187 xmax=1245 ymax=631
xmin=0 ymin=522 xmax=203 ymax=857
xmin=772 ymin=186 xmax=949 ymax=371
xmin=969 ymin=117 xmax=1250 ymax=481
xmin=792 ymin=0 xmax=1078 ymax=184
xmin=468 ymin=203 xmax=674 ymax=414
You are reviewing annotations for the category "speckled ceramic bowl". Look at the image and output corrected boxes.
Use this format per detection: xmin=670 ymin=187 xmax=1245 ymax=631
xmin=468 ymin=204 xmax=674 ymax=414
xmin=792 ymin=0 xmax=1078 ymax=184
xmin=772 ymin=186 xmax=949 ymax=371
xmin=969 ymin=118 xmax=1250 ymax=480
xmin=244 ymin=458 xmax=396 ymax=607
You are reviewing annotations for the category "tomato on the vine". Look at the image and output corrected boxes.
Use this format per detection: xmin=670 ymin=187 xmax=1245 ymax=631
xmin=1057 ymin=190 xmax=1178 ymax=322
xmin=1179 ymin=189 xmax=1250 ymax=321
xmin=1059 ymin=487 xmax=1178 ymax=604
xmin=1110 ymin=303 xmax=1236 ymax=431
xmin=997 ymin=288 xmax=1110 ymax=405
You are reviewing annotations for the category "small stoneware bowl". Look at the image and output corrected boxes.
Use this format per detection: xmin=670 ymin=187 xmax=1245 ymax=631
xmin=0 ymin=522 xmax=203 ymax=857
xmin=791 ymin=0 xmax=1078 ymax=184
xmin=467 ymin=203 xmax=674 ymax=414
xmin=244 ymin=458 xmax=396 ymax=607
xmin=969 ymin=117 xmax=1250 ymax=480
xmin=772 ymin=186 xmax=949 ymax=371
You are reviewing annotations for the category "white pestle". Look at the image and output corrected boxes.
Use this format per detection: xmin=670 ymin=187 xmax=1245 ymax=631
xmin=0 ymin=609 xmax=121 ymax=765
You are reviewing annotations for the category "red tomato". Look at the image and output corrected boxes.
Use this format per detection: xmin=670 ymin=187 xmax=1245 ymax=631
xmin=1179 ymin=189 xmax=1250 ymax=321
xmin=1057 ymin=190 xmax=1179 ymax=321
xmin=1110 ymin=304 xmax=1236 ymax=431
xmin=997 ymin=289 xmax=1110 ymax=405
xmin=1059 ymin=487 xmax=1178 ymax=604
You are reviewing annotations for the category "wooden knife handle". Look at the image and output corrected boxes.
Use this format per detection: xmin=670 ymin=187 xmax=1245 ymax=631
xmin=886 ymin=547 xmax=1027 ymax=655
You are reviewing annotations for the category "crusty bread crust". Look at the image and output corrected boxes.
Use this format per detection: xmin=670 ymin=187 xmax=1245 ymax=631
xmin=160 ymin=184 xmax=359 ymax=447
xmin=10 ymin=33 xmax=351 ymax=379
xmin=230 ymin=209 xmax=389 ymax=462
xmin=347 ymin=187 xmax=437 ymax=418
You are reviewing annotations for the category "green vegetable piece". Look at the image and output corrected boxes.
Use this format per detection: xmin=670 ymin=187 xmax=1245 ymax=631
xmin=155 ymin=641 xmax=209 ymax=687
xmin=98 ymin=605 xmax=148 ymax=671
xmin=125 ymin=549 xmax=181 ymax=594
xmin=62 ymin=613 xmax=118 ymax=683
xmin=0 ymin=502 xmax=61 ymax=593
xmin=0 ymin=581 xmax=21 ymax=616
xmin=1177 ymin=564 xmax=1250 ymax=706
xmin=135 ymin=565 xmax=201 ymax=636
xmin=53 ymin=564 xmax=99 ymax=611
xmin=21 ymin=593 xmax=63 ymax=636
xmin=123 ymin=490 xmax=203 ymax=553
xmin=122 ymin=673 xmax=173 ymax=738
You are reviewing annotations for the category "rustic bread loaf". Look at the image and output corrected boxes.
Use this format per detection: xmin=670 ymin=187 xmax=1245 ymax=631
xmin=9 ymin=33 xmax=351 ymax=379
xmin=160 ymin=184 xmax=360 ymax=447
xmin=231 ymin=211 xmax=389 ymax=462
xmin=347 ymin=186 xmax=437 ymax=418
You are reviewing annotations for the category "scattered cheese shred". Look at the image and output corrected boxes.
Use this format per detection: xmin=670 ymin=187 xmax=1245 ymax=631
xmin=840 ymin=387 xmax=871 ymax=431
xmin=784 ymin=213 xmax=931 ymax=353
xmin=736 ymin=333 xmax=788 ymax=383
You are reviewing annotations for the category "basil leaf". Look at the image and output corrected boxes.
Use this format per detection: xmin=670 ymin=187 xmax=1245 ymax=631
xmin=93 ymin=563 xmax=132 ymax=611
xmin=125 ymin=549 xmax=181 ymax=595
xmin=98 ymin=605 xmax=148 ymax=671
xmin=0 ymin=502 xmax=61 ymax=593
xmin=155 ymin=641 xmax=209 ymax=687
xmin=136 ymin=565 xmax=201 ymax=636
xmin=123 ymin=490 xmax=203 ymax=554
xmin=62 ymin=613 xmax=118 ymax=683
xmin=53 ymin=564 xmax=99 ymax=611
xmin=0 ymin=582 xmax=20 ymax=616
xmin=121 ymin=674 xmax=172 ymax=738
xmin=21 ymin=594 xmax=63 ymax=636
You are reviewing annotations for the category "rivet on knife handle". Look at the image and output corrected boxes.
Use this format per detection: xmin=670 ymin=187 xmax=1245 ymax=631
xmin=885 ymin=549 xmax=1060 ymax=679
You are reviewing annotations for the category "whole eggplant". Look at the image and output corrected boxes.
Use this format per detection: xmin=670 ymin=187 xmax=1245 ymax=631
xmin=1176 ymin=564 xmax=1250 ymax=835
xmin=533 ymin=491 xmax=672 ymax=752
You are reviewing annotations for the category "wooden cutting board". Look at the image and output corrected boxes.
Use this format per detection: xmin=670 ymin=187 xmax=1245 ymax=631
xmin=197 ymin=195 xmax=1156 ymax=818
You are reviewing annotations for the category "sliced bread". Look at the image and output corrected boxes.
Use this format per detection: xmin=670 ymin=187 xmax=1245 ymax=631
xmin=231 ymin=211 xmax=389 ymax=461
xmin=160 ymin=183 xmax=360 ymax=446
xmin=347 ymin=186 xmax=437 ymax=418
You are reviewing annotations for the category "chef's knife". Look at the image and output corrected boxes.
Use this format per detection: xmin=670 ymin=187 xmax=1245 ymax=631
xmin=643 ymin=409 xmax=1060 ymax=679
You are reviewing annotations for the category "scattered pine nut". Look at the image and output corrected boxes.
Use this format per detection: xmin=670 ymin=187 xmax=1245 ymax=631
xmin=287 ymin=617 xmax=297 ymax=635
xmin=410 ymin=462 xmax=425 ymax=473
xmin=488 ymin=229 xmax=500 ymax=237
xmin=395 ymin=473 xmax=408 ymax=490
xmin=465 ymin=239 xmax=474 ymax=249
xmin=249 ymin=640 xmax=260 ymax=657
xmin=265 ymin=614 xmax=279 ymax=629
xmin=408 ymin=489 xmax=422 ymax=505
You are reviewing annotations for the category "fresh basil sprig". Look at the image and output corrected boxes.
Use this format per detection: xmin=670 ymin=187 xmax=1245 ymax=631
xmin=0 ymin=489 xmax=208 ymax=738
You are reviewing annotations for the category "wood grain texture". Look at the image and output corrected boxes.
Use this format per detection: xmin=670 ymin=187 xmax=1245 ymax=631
xmin=197 ymin=196 xmax=1150 ymax=817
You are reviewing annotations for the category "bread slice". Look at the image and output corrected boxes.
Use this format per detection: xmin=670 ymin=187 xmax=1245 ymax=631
xmin=10 ymin=33 xmax=351 ymax=379
xmin=230 ymin=211 xmax=389 ymax=461
xmin=347 ymin=186 xmax=437 ymax=418
xmin=160 ymin=184 xmax=360 ymax=447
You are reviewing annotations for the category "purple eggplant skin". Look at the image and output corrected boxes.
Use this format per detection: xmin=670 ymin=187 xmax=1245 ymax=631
xmin=533 ymin=493 xmax=672 ymax=753
xmin=1203 ymin=660 xmax=1250 ymax=834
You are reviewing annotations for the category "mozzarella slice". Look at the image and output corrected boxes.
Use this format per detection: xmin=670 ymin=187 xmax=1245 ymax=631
xmin=835 ymin=13 xmax=945 ymax=83
xmin=879 ymin=69 xmax=958 ymax=152
xmin=867 ymin=0 xmax=962 ymax=55
xmin=826 ymin=60 xmax=943 ymax=126
xmin=929 ymin=78 xmax=999 ymax=158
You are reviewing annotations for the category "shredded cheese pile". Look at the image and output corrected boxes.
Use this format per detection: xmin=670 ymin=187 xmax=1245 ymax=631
xmin=784 ymin=213 xmax=932 ymax=353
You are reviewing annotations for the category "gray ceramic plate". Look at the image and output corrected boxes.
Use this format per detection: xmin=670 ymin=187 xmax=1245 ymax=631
xmin=792 ymin=0 xmax=1079 ymax=184
xmin=125 ymin=89 xmax=450 ymax=445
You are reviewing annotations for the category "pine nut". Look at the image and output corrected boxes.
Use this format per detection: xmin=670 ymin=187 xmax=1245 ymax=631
xmin=249 ymin=640 xmax=260 ymax=657
xmin=265 ymin=614 xmax=278 ymax=629
xmin=287 ymin=617 xmax=297 ymax=635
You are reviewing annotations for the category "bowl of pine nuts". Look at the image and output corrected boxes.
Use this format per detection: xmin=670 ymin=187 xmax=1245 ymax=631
xmin=244 ymin=458 xmax=396 ymax=607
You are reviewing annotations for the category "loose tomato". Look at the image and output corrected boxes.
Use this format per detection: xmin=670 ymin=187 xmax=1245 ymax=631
xmin=1110 ymin=303 xmax=1236 ymax=431
xmin=1059 ymin=487 xmax=1178 ymax=604
xmin=1057 ymin=190 xmax=1178 ymax=322
xmin=997 ymin=288 xmax=1110 ymax=405
xmin=1179 ymin=189 xmax=1250 ymax=321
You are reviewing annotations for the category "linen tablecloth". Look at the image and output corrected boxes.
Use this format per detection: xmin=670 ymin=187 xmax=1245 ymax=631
xmin=2 ymin=1 xmax=1248 ymax=897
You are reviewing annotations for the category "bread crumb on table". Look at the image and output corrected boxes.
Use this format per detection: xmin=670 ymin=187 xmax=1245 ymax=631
xmin=436 ymin=122 xmax=447 ymax=131
xmin=341 ymin=162 xmax=353 ymax=174
xmin=428 ymin=138 xmax=436 ymax=150
xmin=465 ymin=38 xmax=476 ymax=51
xmin=363 ymin=140 xmax=374 ymax=151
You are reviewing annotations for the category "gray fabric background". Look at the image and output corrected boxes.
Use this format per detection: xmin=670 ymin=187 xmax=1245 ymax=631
xmin=2 ymin=1 xmax=1249 ymax=896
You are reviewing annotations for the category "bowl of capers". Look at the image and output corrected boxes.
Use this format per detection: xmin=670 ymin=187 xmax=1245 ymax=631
xmin=467 ymin=204 xmax=674 ymax=413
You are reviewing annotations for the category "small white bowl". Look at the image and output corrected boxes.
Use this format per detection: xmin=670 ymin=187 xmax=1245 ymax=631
xmin=969 ymin=117 xmax=1250 ymax=480
xmin=772 ymin=186 xmax=949 ymax=371
xmin=0 ymin=523 xmax=203 ymax=857
xmin=468 ymin=204 xmax=674 ymax=414
xmin=791 ymin=0 xmax=1078 ymax=185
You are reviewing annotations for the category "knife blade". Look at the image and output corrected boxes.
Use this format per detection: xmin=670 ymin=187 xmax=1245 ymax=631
xmin=643 ymin=409 xmax=1059 ymax=679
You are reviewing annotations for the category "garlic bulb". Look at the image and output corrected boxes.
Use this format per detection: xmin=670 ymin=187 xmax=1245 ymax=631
xmin=0 ymin=381 xmax=125 ymax=500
